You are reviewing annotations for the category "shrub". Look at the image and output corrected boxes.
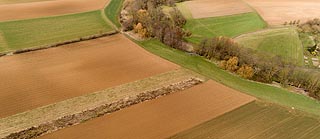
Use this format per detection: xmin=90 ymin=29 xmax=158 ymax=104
xmin=237 ymin=65 xmax=254 ymax=79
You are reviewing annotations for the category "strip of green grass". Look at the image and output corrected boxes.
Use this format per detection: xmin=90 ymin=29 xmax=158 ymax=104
xmin=236 ymin=27 xmax=304 ymax=66
xmin=184 ymin=12 xmax=267 ymax=44
xmin=104 ymin=0 xmax=124 ymax=28
xmin=136 ymin=39 xmax=320 ymax=116
xmin=170 ymin=102 xmax=320 ymax=139
xmin=0 ymin=11 xmax=113 ymax=52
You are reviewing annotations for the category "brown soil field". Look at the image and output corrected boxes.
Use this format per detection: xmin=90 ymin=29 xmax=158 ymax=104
xmin=0 ymin=0 xmax=108 ymax=21
xmin=0 ymin=0 xmax=52 ymax=5
xmin=39 ymin=80 xmax=255 ymax=139
xmin=0 ymin=34 xmax=178 ymax=118
xmin=185 ymin=0 xmax=253 ymax=19
xmin=244 ymin=0 xmax=320 ymax=25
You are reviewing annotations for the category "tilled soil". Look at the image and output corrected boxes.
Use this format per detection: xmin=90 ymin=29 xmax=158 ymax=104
xmin=39 ymin=80 xmax=255 ymax=139
xmin=0 ymin=34 xmax=179 ymax=118
xmin=0 ymin=0 xmax=108 ymax=21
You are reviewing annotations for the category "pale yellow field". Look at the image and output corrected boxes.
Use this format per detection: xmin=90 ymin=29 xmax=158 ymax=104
xmin=245 ymin=0 xmax=320 ymax=25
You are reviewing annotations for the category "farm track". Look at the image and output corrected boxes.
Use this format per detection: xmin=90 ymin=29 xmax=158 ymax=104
xmin=0 ymin=34 xmax=179 ymax=118
xmin=39 ymin=80 xmax=255 ymax=139
xmin=184 ymin=0 xmax=253 ymax=19
xmin=0 ymin=0 xmax=108 ymax=21
xmin=244 ymin=0 xmax=320 ymax=25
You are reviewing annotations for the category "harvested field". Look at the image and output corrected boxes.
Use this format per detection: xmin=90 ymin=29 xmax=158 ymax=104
xmin=182 ymin=0 xmax=253 ymax=19
xmin=244 ymin=0 xmax=320 ymax=25
xmin=170 ymin=102 xmax=320 ymax=139
xmin=0 ymin=0 xmax=108 ymax=21
xmin=0 ymin=34 xmax=179 ymax=118
xmin=39 ymin=80 xmax=255 ymax=139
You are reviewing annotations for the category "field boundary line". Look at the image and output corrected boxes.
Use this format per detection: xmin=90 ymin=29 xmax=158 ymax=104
xmin=100 ymin=9 xmax=118 ymax=31
xmin=240 ymin=0 xmax=269 ymax=27
xmin=101 ymin=0 xmax=119 ymax=31
xmin=0 ymin=31 xmax=9 ymax=51
xmin=101 ymin=0 xmax=121 ymax=31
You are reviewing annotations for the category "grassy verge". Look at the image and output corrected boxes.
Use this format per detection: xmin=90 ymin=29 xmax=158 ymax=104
xmin=184 ymin=12 xmax=267 ymax=44
xmin=0 ymin=11 xmax=113 ymax=52
xmin=170 ymin=101 xmax=320 ymax=139
xmin=236 ymin=27 xmax=304 ymax=66
xmin=135 ymin=39 xmax=320 ymax=116
xmin=104 ymin=0 xmax=124 ymax=28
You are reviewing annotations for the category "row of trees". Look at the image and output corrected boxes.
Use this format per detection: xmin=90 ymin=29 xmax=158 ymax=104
xmin=121 ymin=0 xmax=189 ymax=50
xmin=196 ymin=37 xmax=320 ymax=99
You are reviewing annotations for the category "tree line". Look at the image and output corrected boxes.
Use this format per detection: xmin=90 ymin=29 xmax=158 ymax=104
xmin=196 ymin=37 xmax=320 ymax=99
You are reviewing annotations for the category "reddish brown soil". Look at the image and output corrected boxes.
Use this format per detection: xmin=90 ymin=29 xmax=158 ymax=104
xmin=186 ymin=0 xmax=253 ymax=19
xmin=0 ymin=0 xmax=108 ymax=21
xmin=39 ymin=80 xmax=255 ymax=139
xmin=0 ymin=34 xmax=179 ymax=118
xmin=245 ymin=0 xmax=320 ymax=25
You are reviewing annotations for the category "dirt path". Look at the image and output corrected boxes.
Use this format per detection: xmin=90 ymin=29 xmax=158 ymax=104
xmin=0 ymin=0 xmax=108 ymax=21
xmin=185 ymin=0 xmax=253 ymax=19
xmin=39 ymin=80 xmax=255 ymax=139
xmin=0 ymin=34 xmax=179 ymax=118
xmin=244 ymin=0 xmax=320 ymax=25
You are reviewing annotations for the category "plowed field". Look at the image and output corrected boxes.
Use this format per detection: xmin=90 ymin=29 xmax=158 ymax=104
xmin=39 ymin=80 xmax=255 ymax=139
xmin=0 ymin=34 xmax=178 ymax=118
xmin=0 ymin=0 xmax=108 ymax=21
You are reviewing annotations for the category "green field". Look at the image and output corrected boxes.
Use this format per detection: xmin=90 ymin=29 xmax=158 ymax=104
xmin=184 ymin=13 xmax=267 ymax=44
xmin=236 ymin=28 xmax=304 ymax=66
xmin=0 ymin=10 xmax=113 ymax=52
xmin=104 ymin=0 xmax=124 ymax=28
xmin=170 ymin=102 xmax=320 ymax=139
xmin=136 ymin=39 xmax=320 ymax=116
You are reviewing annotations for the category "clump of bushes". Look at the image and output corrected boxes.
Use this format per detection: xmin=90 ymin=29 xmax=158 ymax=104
xmin=121 ymin=0 xmax=189 ymax=50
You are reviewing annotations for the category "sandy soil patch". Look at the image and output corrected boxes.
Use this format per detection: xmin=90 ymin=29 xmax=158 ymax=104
xmin=244 ymin=0 xmax=320 ymax=25
xmin=0 ymin=34 xmax=178 ymax=118
xmin=0 ymin=0 xmax=108 ymax=21
xmin=39 ymin=80 xmax=255 ymax=139
xmin=185 ymin=0 xmax=253 ymax=19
